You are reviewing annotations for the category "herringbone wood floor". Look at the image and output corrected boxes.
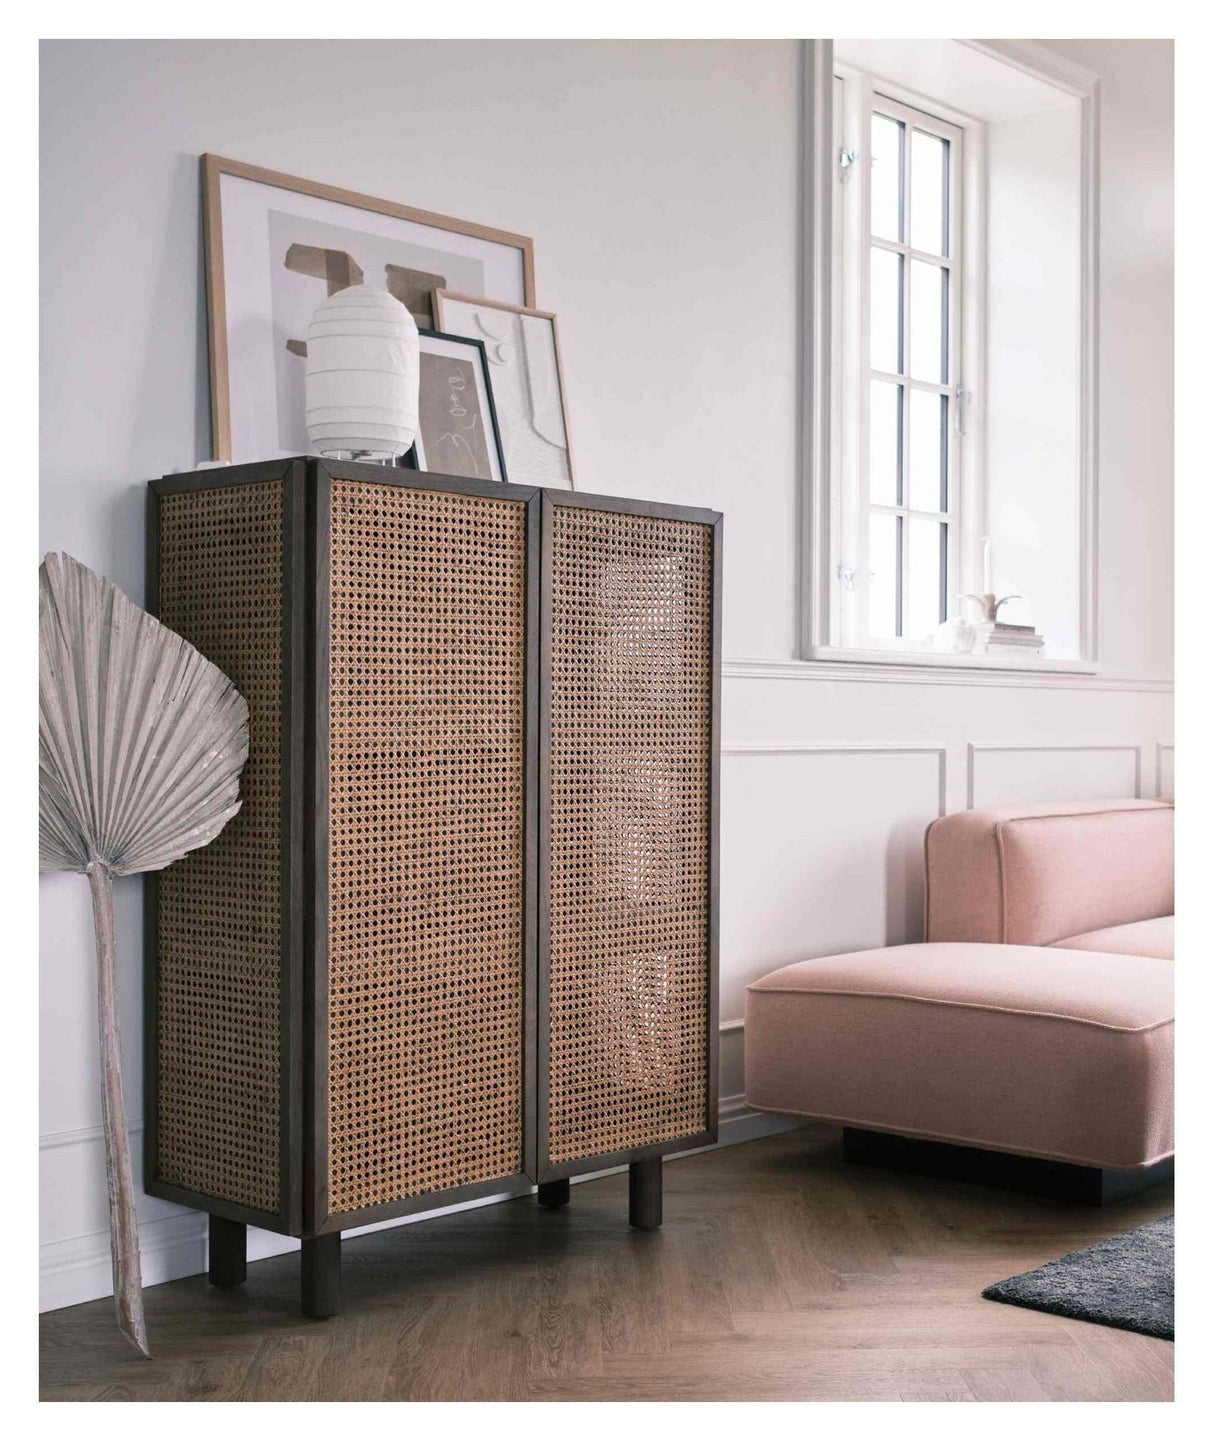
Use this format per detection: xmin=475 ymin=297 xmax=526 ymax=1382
xmin=39 ymin=1126 xmax=1173 ymax=1402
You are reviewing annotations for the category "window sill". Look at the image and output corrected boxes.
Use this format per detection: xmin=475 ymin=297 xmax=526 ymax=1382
xmin=805 ymin=644 xmax=1099 ymax=676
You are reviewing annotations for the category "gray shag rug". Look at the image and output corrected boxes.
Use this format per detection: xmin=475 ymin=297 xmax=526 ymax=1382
xmin=982 ymin=1215 xmax=1173 ymax=1340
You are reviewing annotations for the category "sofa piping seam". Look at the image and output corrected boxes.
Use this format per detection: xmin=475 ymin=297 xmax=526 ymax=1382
xmin=744 ymin=986 xmax=1173 ymax=1033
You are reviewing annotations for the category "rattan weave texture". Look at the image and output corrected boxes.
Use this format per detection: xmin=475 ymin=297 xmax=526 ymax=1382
xmin=547 ymin=504 xmax=712 ymax=1165
xmin=156 ymin=481 xmax=283 ymax=1214
xmin=326 ymin=480 xmax=528 ymax=1213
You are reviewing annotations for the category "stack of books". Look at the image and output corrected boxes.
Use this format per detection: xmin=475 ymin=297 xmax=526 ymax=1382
xmin=985 ymin=621 xmax=1044 ymax=657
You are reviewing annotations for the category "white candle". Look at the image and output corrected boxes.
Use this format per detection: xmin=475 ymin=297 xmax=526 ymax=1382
xmin=982 ymin=536 xmax=992 ymax=594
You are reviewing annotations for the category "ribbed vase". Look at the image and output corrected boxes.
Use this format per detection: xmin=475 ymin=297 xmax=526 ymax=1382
xmin=305 ymin=284 xmax=419 ymax=459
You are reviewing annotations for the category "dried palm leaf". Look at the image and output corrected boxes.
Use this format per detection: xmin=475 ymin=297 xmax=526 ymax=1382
xmin=39 ymin=552 xmax=249 ymax=1357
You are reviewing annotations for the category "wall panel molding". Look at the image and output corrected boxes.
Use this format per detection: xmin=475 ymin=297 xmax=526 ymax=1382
xmin=724 ymin=741 xmax=947 ymax=818
xmin=40 ymin=1209 xmax=209 ymax=1316
xmin=966 ymin=742 xmax=1144 ymax=809
xmin=41 ymin=1120 xmax=140 ymax=1151
xmin=724 ymin=657 xmax=1173 ymax=693
xmin=1155 ymin=742 xmax=1175 ymax=799
xmin=720 ymin=743 xmax=947 ymax=1020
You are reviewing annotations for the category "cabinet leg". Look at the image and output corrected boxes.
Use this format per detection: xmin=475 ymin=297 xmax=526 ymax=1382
xmin=301 ymin=1233 xmax=341 ymax=1319
xmin=537 ymin=1178 xmax=570 ymax=1209
xmin=629 ymin=1157 xmax=663 ymax=1230
xmin=208 ymin=1215 xmax=247 ymax=1289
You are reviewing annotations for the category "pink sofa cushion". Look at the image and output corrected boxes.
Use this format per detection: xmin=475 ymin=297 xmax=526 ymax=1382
xmin=1053 ymin=916 xmax=1174 ymax=961
xmin=926 ymin=800 xmax=1173 ymax=947
xmin=745 ymin=942 xmax=1174 ymax=1169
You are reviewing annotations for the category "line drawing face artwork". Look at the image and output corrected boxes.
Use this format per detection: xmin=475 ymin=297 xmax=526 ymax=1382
xmin=434 ymin=294 xmax=575 ymax=489
xmin=416 ymin=352 xmax=493 ymax=480
xmin=267 ymin=210 xmax=487 ymax=452
xmin=411 ymin=332 xmax=506 ymax=483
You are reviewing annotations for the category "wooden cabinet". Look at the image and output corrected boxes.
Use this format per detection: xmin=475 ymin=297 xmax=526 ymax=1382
xmin=146 ymin=458 xmax=720 ymax=1316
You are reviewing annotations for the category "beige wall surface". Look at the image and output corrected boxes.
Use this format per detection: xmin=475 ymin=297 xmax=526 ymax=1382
xmin=39 ymin=38 xmax=1173 ymax=1309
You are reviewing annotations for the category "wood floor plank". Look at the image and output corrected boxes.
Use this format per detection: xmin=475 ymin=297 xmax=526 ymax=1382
xmin=964 ymin=1365 xmax=1055 ymax=1401
xmin=712 ymin=1204 xmax=796 ymax=1314
xmin=595 ymin=1233 xmax=673 ymax=1360
xmin=528 ymin=1252 xmax=604 ymax=1383
xmin=758 ymin=1197 xmax=849 ymax=1307
xmin=730 ymin=1307 xmax=1075 ymax=1349
xmin=653 ymin=1217 xmax=735 ymax=1338
xmin=374 ymin=1297 xmax=452 ymax=1400
xmin=39 ymin=1127 xmax=1173 ymax=1403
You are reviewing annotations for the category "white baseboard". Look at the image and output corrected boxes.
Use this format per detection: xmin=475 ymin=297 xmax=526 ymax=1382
xmin=713 ymin=1092 xmax=802 ymax=1147
xmin=39 ymin=1096 xmax=800 ymax=1314
xmin=40 ymin=1209 xmax=207 ymax=1315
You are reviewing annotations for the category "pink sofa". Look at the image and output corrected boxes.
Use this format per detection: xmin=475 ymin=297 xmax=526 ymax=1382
xmin=925 ymin=798 xmax=1173 ymax=957
xmin=745 ymin=800 xmax=1174 ymax=1199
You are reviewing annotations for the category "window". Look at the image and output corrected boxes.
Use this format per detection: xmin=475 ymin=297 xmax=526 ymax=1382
xmin=805 ymin=40 xmax=1097 ymax=673
xmin=834 ymin=76 xmax=964 ymax=651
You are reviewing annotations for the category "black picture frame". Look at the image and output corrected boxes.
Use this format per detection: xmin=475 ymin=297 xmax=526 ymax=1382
xmin=408 ymin=328 xmax=509 ymax=484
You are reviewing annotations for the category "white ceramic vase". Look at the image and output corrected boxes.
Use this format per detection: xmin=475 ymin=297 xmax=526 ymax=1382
xmin=933 ymin=616 xmax=977 ymax=655
xmin=304 ymin=284 xmax=419 ymax=459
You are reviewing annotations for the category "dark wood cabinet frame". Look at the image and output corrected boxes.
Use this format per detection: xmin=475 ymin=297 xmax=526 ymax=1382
xmin=304 ymin=459 xmax=543 ymax=1236
xmin=535 ymin=490 xmax=722 ymax=1183
xmin=146 ymin=457 xmax=309 ymax=1237
xmin=145 ymin=459 xmax=721 ymax=1303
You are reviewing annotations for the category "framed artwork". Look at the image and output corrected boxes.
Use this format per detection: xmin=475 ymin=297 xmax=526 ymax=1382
xmin=201 ymin=154 xmax=536 ymax=462
xmin=433 ymin=291 xmax=576 ymax=490
xmin=413 ymin=330 xmax=508 ymax=484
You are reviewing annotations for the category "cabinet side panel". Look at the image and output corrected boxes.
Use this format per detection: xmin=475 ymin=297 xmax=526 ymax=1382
xmin=155 ymin=481 xmax=283 ymax=1216
xmin=547 ymin=506 xmax=712 ymax=1165
xmin=327 ymin=479 xmax=527 ymax=1213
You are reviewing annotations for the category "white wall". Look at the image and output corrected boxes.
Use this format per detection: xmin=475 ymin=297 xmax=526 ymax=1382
xmin=39 ymin=38 xmax=1173 ymax=1310
xmin=986 ymin=101 xmax=1083 ymax=656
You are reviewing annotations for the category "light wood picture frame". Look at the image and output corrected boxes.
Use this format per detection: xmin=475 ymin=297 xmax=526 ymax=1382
xmin=201 ymin=154 xmax=537 ymax=462
xmin=433 ymin=291 xmax=576 ymax=490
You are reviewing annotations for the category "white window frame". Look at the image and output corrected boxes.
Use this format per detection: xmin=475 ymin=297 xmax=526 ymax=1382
xmin=800 ymin=38 xmax=1101 ymax=677
xmin=835 ymin=75 xmax=965 ymax=651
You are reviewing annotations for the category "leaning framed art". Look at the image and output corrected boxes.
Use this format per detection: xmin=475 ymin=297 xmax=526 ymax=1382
xmin=433 ymin=291 xmax=576 ymax=489
xmin=413 ymin=330 xmax=508 ymax=484
xmin=201 ymin=154 xmax=536 ymax=462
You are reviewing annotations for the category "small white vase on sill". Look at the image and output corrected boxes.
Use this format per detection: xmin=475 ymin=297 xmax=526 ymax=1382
xmin=304 ymin=284 xmax=419 ymax=460
xmin=933 ymin=616 xmax=977 ymax=655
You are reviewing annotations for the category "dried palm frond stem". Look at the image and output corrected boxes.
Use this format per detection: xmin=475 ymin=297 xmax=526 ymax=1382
xmin=39 ymin=552 xmax=249 ymax=1356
